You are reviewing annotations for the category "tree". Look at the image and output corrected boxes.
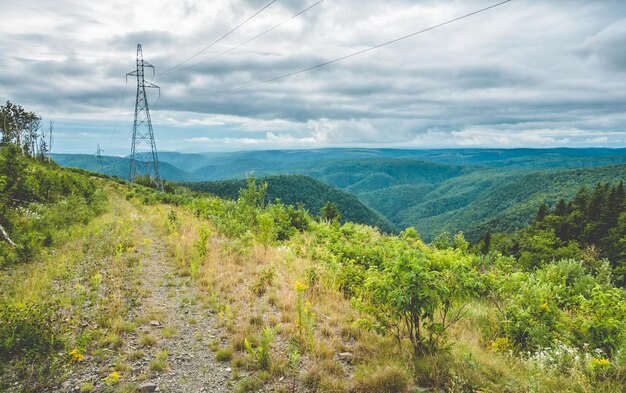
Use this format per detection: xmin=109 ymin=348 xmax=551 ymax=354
xmin=320 ymin=201 xmax=341 ymax=223
xmin=478 ymin=230 xmax=492 ymax=254
xmin=535 ymin=202 xmax=548 ymax=223
xmin=555 ymin=199 xmax=567 ymax=216
xmin=571 ymin=186 xmax=590 ymax=213
xmin=0 ymin=101 xmax=41 ymax=156
xmin=238 ymin=174 xmax=268 ymax=229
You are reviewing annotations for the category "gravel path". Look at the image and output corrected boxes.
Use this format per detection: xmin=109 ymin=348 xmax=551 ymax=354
xmin=60 ymin=210 xmax=232 ymax=392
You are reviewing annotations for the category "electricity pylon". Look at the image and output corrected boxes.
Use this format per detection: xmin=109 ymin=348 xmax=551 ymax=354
xmin=127 ymin=44 xmax=163 ymax=191
xmin=96 ymin=144 xmax=103 ymax=172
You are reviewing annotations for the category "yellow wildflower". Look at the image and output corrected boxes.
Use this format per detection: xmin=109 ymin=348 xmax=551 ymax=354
xmin=295 ymin=280 xmax=308 ymax=293
xmin=69 ymin=348 xmax=84 ymax=362
xmin=103 ymin=371 xmax=120 ymax=385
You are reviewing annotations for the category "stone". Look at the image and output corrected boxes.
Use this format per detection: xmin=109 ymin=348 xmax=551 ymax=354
xmin=338 ymin=352 xmax=354 ymax=360
xmin=138 ymin=382 xmax=158 ymax=392
xmin=149 ymin=320 xmax=160 ymax=327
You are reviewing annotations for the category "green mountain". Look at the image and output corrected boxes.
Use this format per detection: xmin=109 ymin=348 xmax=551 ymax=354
xmin=53 ymin=148 xmax=626 ymax=241
xmin=184 ymin=174 xmax=396 ymax=233
xmin=51 ymin=153 xmax=199 ymax=182
xmin=397 ymin=165 xmax=626 ymax=241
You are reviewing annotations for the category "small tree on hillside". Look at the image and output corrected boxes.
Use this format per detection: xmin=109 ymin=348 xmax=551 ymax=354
xmin=320 ymin=201 xmax=341 ymax=224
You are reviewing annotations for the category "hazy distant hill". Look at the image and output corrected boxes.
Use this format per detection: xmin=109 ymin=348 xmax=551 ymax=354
xmin=53 ymin=148 xmax=626 ymax=241
xmin=51 ymin=154 xmax=199 ymax=182
xmin=157 ymin=148 xmax=626 ymax=179
xmin=184 ymin=174 xmax=396 ymax=233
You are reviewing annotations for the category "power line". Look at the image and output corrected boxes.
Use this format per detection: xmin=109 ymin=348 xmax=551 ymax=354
xmin=108 ymin=78 xmax=129 ymax=145
xmin=163 ymin=0 xmax=324 ymax=77
xmin=159 ymin=0 xmax=279 ymax=77
xmin=189 ymin=0 xmax=512 ymax=96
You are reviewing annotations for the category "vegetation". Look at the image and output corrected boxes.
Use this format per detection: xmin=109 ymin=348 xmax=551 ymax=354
xmin=56 ymin=148 xmax=626 ymax=241
xmin=156 ymin=176 xmax=626 ymax=391
xmin=0 ymin=102 xmax=107 ymax=267
xmin=2 ymin=114 xmax=626 ymax=391
xmin=487 ymin=181 xmax=626 ymax=285
xmin=183 ymin=174 xmax=396 ymax=232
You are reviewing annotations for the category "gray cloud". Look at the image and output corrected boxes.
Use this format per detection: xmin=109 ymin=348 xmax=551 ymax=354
xmin=1 ymin=0 xmax=625 ymax=153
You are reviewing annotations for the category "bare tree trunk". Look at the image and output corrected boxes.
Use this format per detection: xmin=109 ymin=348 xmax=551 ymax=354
xmin=48 ymin=121 xmax=54 ymax=162
xmin=0 ymin=223 xmax=16 ymax=247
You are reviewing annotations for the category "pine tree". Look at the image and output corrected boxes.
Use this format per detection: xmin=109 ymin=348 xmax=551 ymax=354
xmin=555 ymin=199 xmax=567 ymax=216
xmin=321 ymin=201 xmax=341 ymax=223
xmin=535 ymin=203 xmax=548 ymax=223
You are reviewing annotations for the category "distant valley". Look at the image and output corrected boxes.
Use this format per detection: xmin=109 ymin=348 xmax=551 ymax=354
xmin=53 ymin=148 xmax=626 ymax=241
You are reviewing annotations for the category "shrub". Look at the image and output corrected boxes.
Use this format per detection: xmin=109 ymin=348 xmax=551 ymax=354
xmin=244 ymin=326 xmax=276 ymax=370
xmin=491 ymin=259 xmax=626 ymax=358
xmin=362 ymin=247 xmax=482 ymax=355
xmin=0 ymin=301 xmax=63 ymax=358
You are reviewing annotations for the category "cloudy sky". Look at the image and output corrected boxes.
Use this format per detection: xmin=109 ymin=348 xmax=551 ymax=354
xmin=2 ymin=0 xmax=626 ymax=154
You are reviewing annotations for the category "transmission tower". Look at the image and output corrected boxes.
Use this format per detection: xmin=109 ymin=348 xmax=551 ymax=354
xmin=96 ymin=144 xmax=103 ymax=171
xmin=127 ymin=44 xmax=163 ymax=191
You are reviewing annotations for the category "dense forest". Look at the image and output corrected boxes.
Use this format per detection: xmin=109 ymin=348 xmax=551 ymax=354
xmin=485 ymin=181 xmax=626 ymax=286
xmin=183 ymin=175 xmax=396 ymax=233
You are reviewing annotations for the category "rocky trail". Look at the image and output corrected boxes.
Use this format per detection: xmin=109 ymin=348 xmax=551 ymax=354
xmin=60 ymin=206 xmax=232 ymax=392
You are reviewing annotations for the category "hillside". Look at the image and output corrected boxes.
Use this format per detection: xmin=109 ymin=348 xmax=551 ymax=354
xmin=3 ymin=153 xmax=625 ymax=392
xmin=51 ymin=154 xmax=199 ymax=182
xmin=53 ymin=148 xmax=626 ymax=241
xmin=393 ymin=164 xmax=626 ymax=240
xmin=183 ymin=174 xmax=396 ymax=233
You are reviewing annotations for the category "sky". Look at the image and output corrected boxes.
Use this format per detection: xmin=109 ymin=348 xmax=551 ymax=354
xmin=1 ymin=0 xmax=626 ymax=154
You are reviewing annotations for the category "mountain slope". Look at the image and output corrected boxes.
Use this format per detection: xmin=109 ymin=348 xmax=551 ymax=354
xmin=51 ymin=153 xmax=199 ymax=181
xmin=183 ymin=174 xmax=396 ymax=233
xmin=397 ymin=165 xmax=626 ymax=240
xmin=53 ymin=149 xmax=626 ymax=240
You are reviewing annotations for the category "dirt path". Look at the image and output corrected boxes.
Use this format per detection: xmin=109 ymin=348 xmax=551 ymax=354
xmin=61 ymin=205 xmax=232 ymax=392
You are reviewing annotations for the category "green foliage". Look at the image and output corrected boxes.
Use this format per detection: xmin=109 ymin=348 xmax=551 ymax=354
xmin=187 ymin=177 xmax=316 ymax=246
xmin=194 ymin=226 xmax=210 ymax=258
xmin=491 ymin=182 xmax=626 ymax=284
xmin=489 ymin=258 xmax=626 ymax=358
xmin=184 ymin=174 xmax=395 ymax=233
xmin=362 ymin=245 xmax=482 ymax=355
xmin=0 ymin=101 xmax=41 ymax=156
xmin=244 ymin=326 xmax=276 ymax=370
xmin=320 ymin=201 xmax=341 ymax=224
xmin=0 ymin=301 xmax=63 ymax=358
xmin=0 ymin=144 xmax=107 ymax=266
xmin=305 ymin=221 xmax=482 ymax=356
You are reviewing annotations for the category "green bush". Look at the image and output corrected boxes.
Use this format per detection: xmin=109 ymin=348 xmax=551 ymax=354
xmin=0 ymin=144 xmax=107 ymax=266
xmin=491 ymin=258 xmax=626 ymax=357
xmin=0 ymin=301 xmax=63 ymax=358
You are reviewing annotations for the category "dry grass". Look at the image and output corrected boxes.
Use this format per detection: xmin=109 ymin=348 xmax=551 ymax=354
xmin=154 ymin=206 xmax=412 ymax=392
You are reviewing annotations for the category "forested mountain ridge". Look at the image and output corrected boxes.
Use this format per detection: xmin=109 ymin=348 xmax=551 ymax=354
xmin=398 ymin=164 xmax=626 ymax=241
xmin=51 ymin=153 xmax=200 ymax=182
xmin=53 ymin=148 xmax=626 ymax=240
xmin=184 ymin=174 xmax=396 ymax=233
